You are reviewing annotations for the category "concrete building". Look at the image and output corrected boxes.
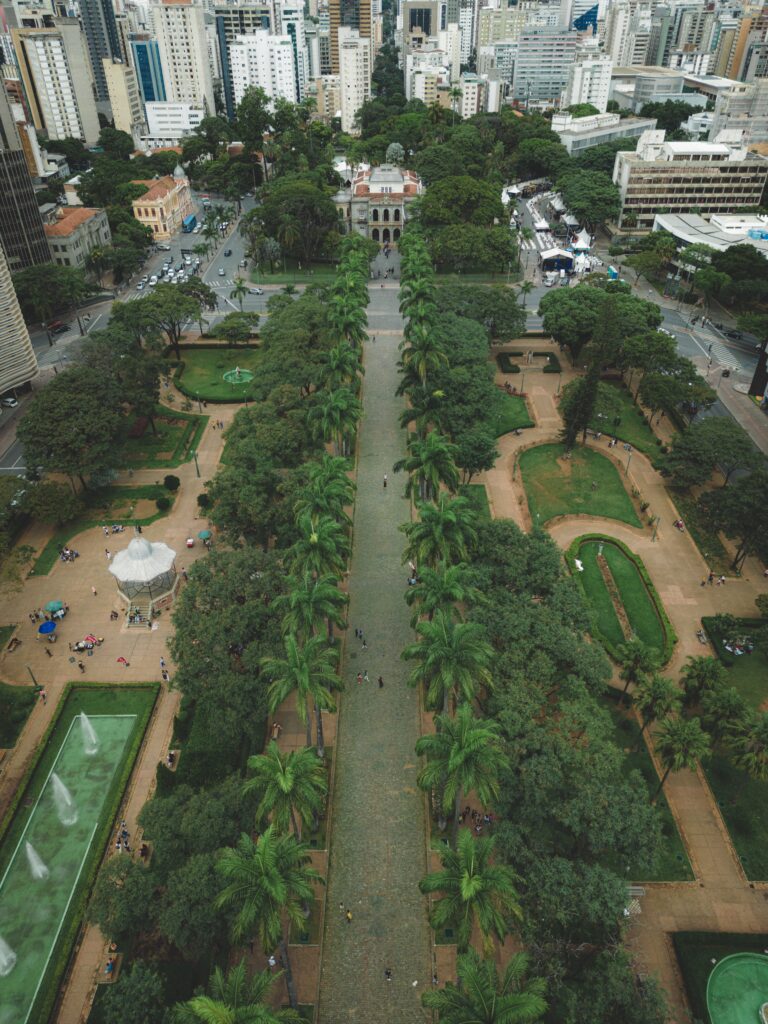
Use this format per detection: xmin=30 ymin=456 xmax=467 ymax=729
xmin=213 ymin=4 xmax=273 ymax=118
xmin=561 ymin=41 xmax=612 ymax=112
xmin=653 ymin=210 xmax=768 ymax=258
xmin=477 ymin=41 xmax=515 ymax=82
xmin=512 ymin=28 xmax=580 ymax=107
xmin=457 ymin=71 xmax=483 ymax=116
xmin=338 ymin=26 xmax=370 ymax=134
xmin=131 ymin=170 xmax=193 ymax=239
xmin=613 ymin=131 xmax=768 ymax=231
xmin=103 ymin=58 xmax=145 ymax=142
xmin=0 ymin=243 xmax=38 ymax=398
xmin=329 ymin=0 xmax=371 ymax=73
xmin=477 ymin=5 xmax=527 ymax=46
xmin=229 ymin=31 xmax=298 ymax=106
xmin=279 ymin=1 xmax=309 ymax=100
xmin=12 ymin=19 xmax=100 ymax=144
xmin=552 ymin=111 xmax=657 ymax=154
xmin=405 ymin=46 xmax=449 ymax=99
xmin=44 ymin=206 xmax=112 ymax=269
xmin=457 ymin=0 xmax=476 ymax=65
xmin=0 ymin=86 xmax=49 ymax=270
xmin=314 ymin=72 xmax=340 ymax=120
xmin=129 ymin=34 xmax=167 ymax=103
xmin=710 ymin=79 xmax=768 ymax=147
xmin=143 ymin=101 xmax=203 ymax=144
xmin=682 ymin=109 xmax=715 ymax=139
xmin=604 ymin=0 xmax=653 ymax=66
xmin=333 ymin=162 xmax=421 ymax=245
xmin=79 ymin=0 xmax=122 ymax=104
xmin=150 ymin=0 xmax=214 ymax=112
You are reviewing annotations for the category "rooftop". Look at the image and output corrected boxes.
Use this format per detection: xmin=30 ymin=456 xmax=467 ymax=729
xmin=43 ymin=207 xmax=103 ymax=237
xmin=130 ymin=175 xmax=184 ymax=202
xmin=653 ymin=212 xmax=768 ymax=256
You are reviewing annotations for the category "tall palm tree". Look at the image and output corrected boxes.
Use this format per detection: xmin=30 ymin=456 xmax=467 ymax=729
xmin=633 ymin=673 xmax=680 ymax=748
xmin=701 ymin=685 xmax=749 ymax=747
xmin=517 ymin=281 xmax=534 ymax=308
xmin=730 ymin=712 xmax=768 ymax=780
xmin=262 ymin=634 xmax=341 ymax=755
xmin=449 ymin=86 xmax=463 ymax=126
xmin=323 ymin=343 xmax=363 ymax=391
xmin=327 ymin=299 xmax=368 ymax=348
xmin=653 ymin=715 xmax=710 ymax=802
xmin=399 ymin=276 xmax=437 ymax=317
xmin=420 ymin=829 xmax=522 ymax=953
xmin=277 ymin=217 xmax=301 ymax=256
xmin=216 ymin=827 xmax=323 ymax=1010
xmin=680 ymin=655 xmax=726 ymax=709
xmin=402 ymin=610 xmax=493 ymax=715
xmin=287 ymin=513 xmax=350 ymax=578
xmin=294 ymin=475 xmax=354 ymax=526
xmin=398 ymin=384 xmax=446 ymax=439
xmin=400 ymin=494 xmax=478 ymax=568
xmin=405 ymin=562 xmax=481 ymax=626
xmin=277 ymin=572 xmax=348 ymax=643
xmin=617 ymin=638 xmax=660 ymax=704
xmin=230 ymin=276 xmax=249 ymax=312
xmin=394 ymin=431 xmax=459 ymax=501
xmin=400 ymin=322 xmax=447 ymax=387
xmin=416 ymin=703 xmax=509 ymax=846
xmin=245 ymin=742 xmax=328 ymax=838
xmin=171 ymin=960 xmax=302 ymax=1024
xmin=309 ymin=387 xmax=362 ymax=457
xmin=421 ymin=949 xmax=547 ymax=1024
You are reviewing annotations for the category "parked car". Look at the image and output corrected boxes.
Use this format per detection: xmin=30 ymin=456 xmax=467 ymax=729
xmin=149 ymin=275 xmax=158 ymax=286
xmin=249 ymin=287 xmax=263 ymax=295
xmin=157 ymin=243 xmax=171 ymax=251
xmin=2 ymin=397 xmax=19 ymax=407
xmin=218 ymin=267 xmax=226 ymax=276
xmin=136 ymin=282 xmax=145 ymax=290
xmin=239 ymin=259 xmax=248 ymax=268
xmin=224 ymin=248 xmax=232 ymax=257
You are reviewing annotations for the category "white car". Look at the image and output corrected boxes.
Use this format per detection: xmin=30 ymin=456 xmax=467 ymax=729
xmin=2 ymin=397 xmax=18 ymax=408
xmin=218 ymin=267 xmax=225 ymax=276
xmin=136 ymin=281 xmax=145 ymax=290
xmin=149 ymin=275 xmax=158 ymax=286
xmin=249 ymin=287 xmax=263 ymax=295
xmin=193 ymin=224 xmax=202 ymax=233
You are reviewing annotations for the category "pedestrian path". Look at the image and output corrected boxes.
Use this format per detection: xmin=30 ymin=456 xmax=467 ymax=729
xmin=317 ymin=290 xmax=430 ymax=1023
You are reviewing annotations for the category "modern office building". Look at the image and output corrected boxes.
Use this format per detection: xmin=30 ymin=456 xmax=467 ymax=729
xmin=0 ymin=243 xmax=38 ymax=397
xmin=150 ymin=0 xmax=214 ymax=112
xmin=103 ymin=57 xmax=145 ymax=141
xmin=552 ymin=111 xmax=657 ymax=154
xmin=710 ymin=80 xmax=768 ymax=147
xmin=561 ymin=42 xmax=612 ymax=112
xmin=613 ymin=131 xmax=768 ymax=231
xmin=338 ymin=25 xmax=370 ymax=133
xmin=129 ymin=35 xmax=167 ymax=103
xmin=328 ymin=0 xmax=371 ymax=73
xmin=143 ymin=100 xmax=203 ymax=144
xmin=0 ymin=86 xmax=49 ymax=270
xmin=279 ymin=2 xmax=309 ymax=101
xmin=229 ymin=30 xmax=298 ymax=106
xmin=44 ymin=206 xmax=112 ymax=269
xmin=79 ymin=0 xmax=122 ymax=103
xmin=512 ymin=28 xmax=580 ymax=107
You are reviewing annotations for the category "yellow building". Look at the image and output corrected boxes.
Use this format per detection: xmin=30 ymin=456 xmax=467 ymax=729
xmin=130 ymin=169 xmax=193 ymax=240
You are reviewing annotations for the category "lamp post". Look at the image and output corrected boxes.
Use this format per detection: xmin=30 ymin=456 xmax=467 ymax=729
xmin=26 ymin=665 xmax=38 ymax=688
xmin=625 ymin=449 xmax=632 ymax=476
xmin=192 ymin=451 xmax=200 ymax=478
xmin=652 ymin=516 xmax=660 ymax=543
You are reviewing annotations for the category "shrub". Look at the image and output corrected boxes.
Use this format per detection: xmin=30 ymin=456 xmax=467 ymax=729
xmin=163 ymin=474 xmax=180 ymax=492
xmin=156 ymin=496 xmax=171 ymax=512
xmin=538 ymin=350 xmax=561 ymax=373
xmin=497 ymin=352 xmax=521 ymax=374
xmin=197 ymin=493 xmax=211 ymax=511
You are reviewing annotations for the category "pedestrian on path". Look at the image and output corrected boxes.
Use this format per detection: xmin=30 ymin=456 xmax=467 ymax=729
xmin=384 ymin=968 xmax=392 ymax=982
xmin=357 ymin=672 xmax=363 ymax=685
xmin=39 ymin=689 xmax=47 ymax=704
xmin=161 ymin=669 xmax=170 ymax=683
xmin=362 ymin=638 xmax=368 ymax=651
xmin=91 ymin=586 xmax=98 ymax=596
xmin=78 ymin=661 xmax=85 ymax=673
xmin=345 ymin=909 xmax=353 ymax=923
xmin=117 ymin=656 xmax=130 ymax=667
xmin=160 ymin=656 xmax=166 ymax=669
xmin=383 ymin=474 xmax=387 ymax=489
xmin=364 ymin=671 xmax=369 ymax=683
xmin=105 ymin=549 xmax=111 ymax=560
xmin=708 ymin=571 xmax=715 ymax=585
xmin=378 ymin=676 xmax=384 ymax=689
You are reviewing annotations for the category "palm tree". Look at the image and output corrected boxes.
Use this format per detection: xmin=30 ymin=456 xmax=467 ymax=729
xmin=277 ymin=217 xmax=301 ymax=255
xmin=309 ymin=387 xmax=362 ymax=457
xmin=617 ymin=638 xmax=660 ymax=704
xmin=327 ymin=299 xmax=368 ymax=348
xmin=653 ymin=715 xmax=710 ymax=802
xmin=701 ymin=685 xmax=749 ymax=746
xmin=230 ymin=276 xmax=249 ymax=312
xmin=277 ymin=572 xmax=348 ymax=643
xmin=401 ymin=493 xmax=478 ymax=568
xmin=294 ymin=476 xmax=354 ymax=526
xmin=287 ymin=513 xmax=350 ymax=579
xmin=323 ymin=343 xmax=363 ymax=391
xmin=262 ymin=634 xmax=341 ymax=755
xmin=680 ymin=655 xmax=726 ymax=709
xmin=400 ymin=322 xmax=447 ymax=387
xmin=416 ymin=704 xmax=509 ymax=846
xmin=421 ymin=949 xmax=547 ymax=1024
xmin=449 ymin=86 xmax=463 ymax=126
xmin=402 ymin=610 xmax=493 ymax=715
xmin=394 ymin=431 xmax=459 ymax=501
xmin=245 ymin=742 xmax=328 ymax=838
xmin=633 ymin=674 xmax=680 ymax=748
xmin=171 ymin=960 xmax=302 ymax=1024
xmin=398 ymin=384 xmax=446 ymax=439
xmin=420 ymin=829 xmax=522 ymax=953
xmin=405 ymin=562 xmax=481 ymax=626
xmin=518 ymin=281 xmax=534 ymax=308
xmin=216 ymin=827 xmax=323 ymax=1010
xmin=730 ymin=713 xmax=768 ymax=780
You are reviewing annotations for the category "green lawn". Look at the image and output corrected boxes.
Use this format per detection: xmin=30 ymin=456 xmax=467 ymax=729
xmin=459 ymin=484 xmax=491 ymax=521
xmin=575 ymin=542 xmax=626 ymax=649
xmin=704 ymin=754 xmax=768 ymax=879
xmin=672 ymin=491 xmax=732 ymax=577
xmin=177 ymin=347 xmax=262 ymax=402
xmin=674 ymin=932 xmax=768 ymax=1024
xmin=519 ymin=443 xmax=641 ymax=527
xmin=603 ymin=696 xmax=693 ymax=881
xmin=703 ymin=617 xmax=768 ymax=710
xmin=589 ymin=382 xmax=664 ymax=456
xmin=489 ymin=393 xmax=534 ymax=435
xmin=0 ymin=677 xmax=36 ymax=747
xmin=602 ymin=542 xmax=666 ymax=651
xmin=121 ymin=409 xmax=207 ymax=468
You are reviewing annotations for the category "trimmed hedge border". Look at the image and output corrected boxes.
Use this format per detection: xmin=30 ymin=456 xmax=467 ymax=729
xmin=565 ymin=533 xmax=677 ymax=664
xmin=496 ymin=351 xmax=522 ymax=374
xmin=701 ymin=616 xmax=764 ymax=668
xmin=0 ymin=682 xmax=159 ymax=1024
xmin=537 ymin=351 xmax=561 ymax=373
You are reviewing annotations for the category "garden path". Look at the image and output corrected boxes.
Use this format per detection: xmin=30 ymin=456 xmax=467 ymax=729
xmin=317 ymin=288 xmax=431 ymax=1023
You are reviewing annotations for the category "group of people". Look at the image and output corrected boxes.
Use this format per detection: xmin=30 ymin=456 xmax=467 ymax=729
xmin=457 ymin=806 xmax=495 ymax=835
xmin=102 ymin=525 xmax=125 ymax=536
xmin=29 ymin=606 xmax=69 ymax=623
xmin=59 ymin=546 xmax=79 ymax=563
xmin=115 ymin=821 xmax=132 ymax=854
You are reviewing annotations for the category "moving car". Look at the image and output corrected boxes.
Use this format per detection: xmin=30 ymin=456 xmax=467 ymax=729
xmin=239 ymin=259 xmax=248 ymax=268
xmin=224 ymin=248 xmax=232 ymax=257
xmin=218 ymin=267 xmax=226 ymax=276
xmin=249 ymin=287 xmax=263 ymax=295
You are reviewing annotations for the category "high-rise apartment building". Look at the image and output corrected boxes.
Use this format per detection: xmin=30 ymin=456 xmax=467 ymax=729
xmin=512 ymin=28 xmax=580 ymax=106
xmin=329 ymin=0 xmax=370 ymax=73
xmin=0 ymin=85 xmax=49 ymax=270
xmin=12 ymin=18 xmax=100 ymax=144
xmin=279 ymin=1 xmax=309 ymax=100
xmin=103 ymin=57 xmax=145 ymax=141
xmin=710 ymin=79 xmax=768 ymax=145
xmin=214 ymin=4 xmax=273 ymax=117
xmin=129 ymin=34 xmax=167 ymax=102
xmin=79 ymin=0 xmax=122 ymax=103
xmin=561 ymin=41 xmax=612 ymax=111
xmin=0 ymin=243 xmax=38 ymax=397
xmin=338 ymin=25 xmax=369 ymax=133
xmin=457 ymin=0 xmax=475 ymax=65
xmin=150 ymin=0 xmax=214 ymax=112
xmin=229 ymin=30 xmax=298 ymax=106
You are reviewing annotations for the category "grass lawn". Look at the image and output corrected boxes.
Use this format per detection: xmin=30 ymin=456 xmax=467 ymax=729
xmin=603 ymin=695 xmax=693 ymax=881
xmin=177 ymin=347 xmax=262 ymax=402
xmin=602 ymin=541 xmax=666 ymax=651
xmin=704 ymin=754 xmax=768 ymax=879
xmin=31 ymin=485 xmax=176 ymax=576
xmin=589 ymin=382 xmax=664 ymax=456
xmin=121 ymin=408 xmax=207 ymax=469
xmin=489 ymin=393 xmax=534 ymax=435
xmin=0 ymin=678 xmax=36 ymax=747
xmin=703 ymin=617 xmax=768 ymax=710
xmin=459 ymin=484 xmax=491 ymax=521
xmin=519 ymin=443 xmax=641 ymax=527
xmin=673 ymin=932 xmax=768 ymax=1024
xmin=672 ymin=491 xmax=732 ymax=577
xmin=576 ymin=542 xmax=626 ymax=649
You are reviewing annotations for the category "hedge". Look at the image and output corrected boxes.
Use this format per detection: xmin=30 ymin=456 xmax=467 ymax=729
xmin=565 ymin=533 xmax=677 ymax=664
xmin=496 ymin=352 xmax=521 ymax=374
xmin=538 ymin=350 xmax=561 ymax=373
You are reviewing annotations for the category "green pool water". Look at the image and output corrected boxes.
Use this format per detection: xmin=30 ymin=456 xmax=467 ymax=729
xmin=0 ymin=714 xmax=136 ymax=1024
xmin=707 ymin=953 xmax=768 ymax=1024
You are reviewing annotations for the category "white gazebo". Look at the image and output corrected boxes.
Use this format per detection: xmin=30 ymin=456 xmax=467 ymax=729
xmin=109 ymin=537 xmax=179 ymax=625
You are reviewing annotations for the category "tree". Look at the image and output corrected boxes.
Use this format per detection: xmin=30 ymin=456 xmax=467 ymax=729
xmin=323 ymin=343 xmax=362 ymax=391
xmin=294 ymin=457 xmax=355 ymax=525
xmin=259 ymin=178 xmax=339 ymax=263
xmin=680 ymin=655 xmax=726 ymax=708
xmin=400 ymin=493 xmax=478 ymax=568
xmin=262 ymin=634 xmax=341 ymax=754
xmin=694 ymin=266 xmax=731 ymax=311
xmin=617 ymin=638 xmax=660 ymax=704
xmin=17 ymin=366 xmax=124 ymax=488
xmin=700 ymin=469 xmax=768 ymax=571
xmin=416 ymin=703 xmax=508 ymax=845
xmin=21 ymin=481 xmax=84 ymax=525
xmin=100 ymin=962 xmax=165 ymax=1024
xmin=421 ymin=949 xmax=547 ymax=1024
xmin=385 ymin=141 xmax=405 ymax=163
xmin=701 ymin=685 xmax=749 ymax=746
xmin=639 ymin=99 xmax=702 ymax=132
xmin=88 ymin=857 xmax=154 ymax=942
xmin=518 ymin=281 xmax=534 ymax=307
xmin=13 ymin=263 xmax=95 ymax=331
xmin=216 ymin=827 xmax=323 ymax=1010
xmin=729 ymin=713 xmax=768 ymax=780
xmin=98 ymin=127 xmax=134 ymax=160
xmin=158 ymin=853 xmax=230 ymax=960
xmin=309 ymin=387 xmax=362 ymax=456
xmin=394 ymin=431 xmax=459 ymax=501
xmin=402 ymin=610 xmax=493 ymax=715
xmin=245 ymin=741 xmax=328 ymax=838
xmin=420 ymin=829 xmax=522 ymax=953
xmin=230 ymin=276 xmax=249 ymax=312
xmin=277 ymin=571 xmax=348 ymax=642
xmin=138 ymin=284 xmax=202 ymax=358
xmin=216 ymin=311 xmax=259 ymax=346
xmin=405 ymin=562 xmax=482 ymax=626
xmin=172 ymin=960 xmax=302 ymax=1024
xmin=417 ymin=176 xmax=504 ymax=228
xmin=287 ymin=512 xmax=351 ymax=579
xmin=663 ymin=416 xmax=759 ymax=488
xmin=633 ymin=674 xmax=680 ymax=744
xmin=624 ymin=248 xmax=668 ymax=284
xmin=556 ymin=170 xmax=620 ymax=232
xmin=454 ymin=427 xmax=498 ymax=484
xmin=653 ymin=716 xmax=710 ymax=802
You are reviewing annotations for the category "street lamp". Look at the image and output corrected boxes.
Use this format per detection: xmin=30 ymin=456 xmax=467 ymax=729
xmin=26 ymin=665 xmax=39 ymax=687
xmin=192 ymin=451 xmax=200 ymax=478
xmin=625 ymin=449 xmax=632 ymax=476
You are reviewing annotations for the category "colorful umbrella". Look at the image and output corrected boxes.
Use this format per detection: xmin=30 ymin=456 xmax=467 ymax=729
xmin=197 ymin=529 xmax=212 ymax=540
xmin=44 ymin=600 xmax=64 ymax=612
xmin=38 ymin=621 xmax=56 ymax=635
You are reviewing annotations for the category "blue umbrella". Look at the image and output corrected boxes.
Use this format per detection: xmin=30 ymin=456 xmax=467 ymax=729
xmin=38 ymin=621 xmax=56 ymax=635
xmin=198 ymin=529 xmax=212 ymax=540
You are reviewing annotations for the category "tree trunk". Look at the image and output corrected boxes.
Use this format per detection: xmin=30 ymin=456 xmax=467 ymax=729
xmin=451 ymin=785 xmax=463 ymax=849
xmin=652 ymin=766 xmax=671 ymax=805
xmin=327 ymin=616 xmax=334 ymax=642
xmin=78 ymin=473 xmax=88 ymax=490
xmin=314 ymin=701 xmax=325 ymax=759
xmin=279 ymin=935 xmax=298 ymax=1009
xmin=148 ymin=414 xmax=157 ymax=436
xmin=305 ymin=715 xmax=312 ymax=748
xmin=291 ymin=807 xmax=301 ymax=840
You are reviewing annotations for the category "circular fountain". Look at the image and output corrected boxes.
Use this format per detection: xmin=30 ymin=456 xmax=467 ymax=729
xmin=707 ymin=953 xmax=768 ymax=1024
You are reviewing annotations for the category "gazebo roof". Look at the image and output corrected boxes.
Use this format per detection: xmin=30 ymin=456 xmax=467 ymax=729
xmin=109 ymin=538 xmax=176 ymax=584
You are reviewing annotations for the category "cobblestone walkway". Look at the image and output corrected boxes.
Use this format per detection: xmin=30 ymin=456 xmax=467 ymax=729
xmin=317 ymin=292 xmax=431 ymax=1023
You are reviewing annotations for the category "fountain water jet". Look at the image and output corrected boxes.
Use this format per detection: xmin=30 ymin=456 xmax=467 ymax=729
xmin=80 ymin=713 xmax=99 ymax=756
xmin=24 ymin=841 xmax=50 ymax=880
xmin=0 ymin=936 xmax=16 ymax=977
xmin=51 ymin=773 xmax=77 ymax=827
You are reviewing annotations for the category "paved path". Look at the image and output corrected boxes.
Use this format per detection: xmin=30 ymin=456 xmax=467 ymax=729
xmin=317 ymin=290 xmax=431 ymax=1023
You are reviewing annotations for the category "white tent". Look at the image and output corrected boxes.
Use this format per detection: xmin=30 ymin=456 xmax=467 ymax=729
xmin=109 ymin=538 xmax=178 ymax=622
xmin=540 ymin=247 xmax=573 ymax=262
xmin=573 ymin=229 xmax=592 ymax=251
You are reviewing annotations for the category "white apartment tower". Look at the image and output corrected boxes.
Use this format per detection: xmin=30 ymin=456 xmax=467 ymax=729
xmin=562 ymin=42 xmax=612 ymax=111
xmin=338 ymin=26 xmax=370 ymax=134
xmin=150 ymin=0 xmax=215 ymax=112
xmin=0 ymin=244 xmax=38 ymax=396
xmin=229 ymin=31 xmax=298 ymax=106
xmin=279 ymin=2 xmax=310 ymax=100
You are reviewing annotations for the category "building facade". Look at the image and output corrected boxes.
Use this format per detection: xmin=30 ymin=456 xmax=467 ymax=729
xmin=103 ymin=58 xmax=145 ymax=141
xmin=710 ymin=80 xmax=768 ymax=147
xmin=150 ymin=0 xmax=214 ymax=112
xmin=338 ymin=25 xmax=370 ymax=134
xmin=44 ymin=206 xmax=112 ymax=269
xmin=0 ymin=87 xmax=49 ymax=270
xmin=329 ymin=0 xmax=371 ymax=73
xmin=552 ymin=111 xmax=658 ymax=154
xmin=214 ymin=3 xmax=273 ymax=117
xmin=131 ymin=171 xmax=193 ymax=239
xmin=143 ymin=101 xmax=203 ymax=144
xmin=129 ymin=35 xmax=167 ymax=103
xmin=562 ymin=43 xmax=612 ymax=112
xmin=334 ymin=163 xmax=421 ymax=245
xmin=512 ymin=28 xmax=580 ymax=106
xmin=0 ymin=243 xmax=38 ymax=397
xmin=229 ymin=30 xmax=298 ymax=106
xmin=79 ymin=0 xmax=122 ymax=104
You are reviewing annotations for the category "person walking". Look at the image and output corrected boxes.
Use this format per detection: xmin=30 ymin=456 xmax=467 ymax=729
xmin=378 ymin=676 xmax=384 ymax=689
xmin=160 ymin=656 xmax=166 ymax=669
xmin=363 ymin=670 xmax=369 ymax=683
xmin=77 ymin=661 xmax=85 ymax=673
xmin=91 ymin=586 xmax=98 ymax=597
xmin=356 ymin=672 xmax=363 ymax=686
xmin=345 ymin=909 xmax=353 ymax=923
xmin=117 ymin=656 xmax=130 ymax=667
xmin=383 ymin=474 xmax=387 ymax=489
